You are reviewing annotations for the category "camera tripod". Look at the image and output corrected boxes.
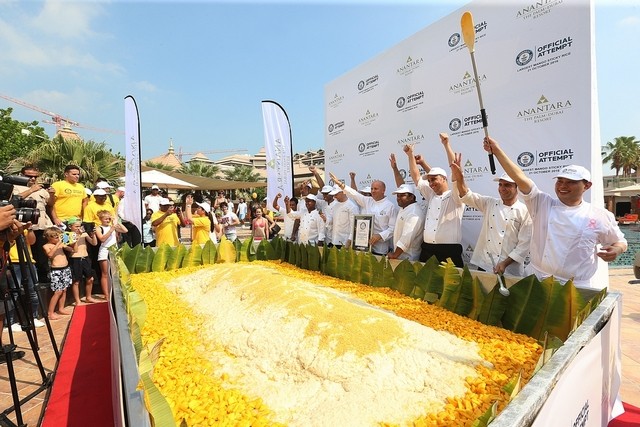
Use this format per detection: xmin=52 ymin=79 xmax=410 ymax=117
xmin=1 ymin=235 xmax=60 ymax=426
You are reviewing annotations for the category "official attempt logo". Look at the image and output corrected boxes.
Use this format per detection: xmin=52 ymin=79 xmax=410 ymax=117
xmin=448 ymin=33 xmax=461 ymax=48
xmin=396 ymin=90 xmax=425 ymax=113
xmin=516 ymin=49 xmax=534 ymax=66
xmin=357 ymin=74 xmax=379 ymax=94
xmin=516 ymin=36 xmax=574 ymax=72
xmin=517 ymin=152 xmax=535 ymax=167
xmin=449 ymin=118 xmax=462 ymax=132
xmin=327 ymin=120 xmax=345 ymax=136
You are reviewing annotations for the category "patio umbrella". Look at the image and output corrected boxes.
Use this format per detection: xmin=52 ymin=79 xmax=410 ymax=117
xmin=131 ymin=170 xmax=196 ymax=189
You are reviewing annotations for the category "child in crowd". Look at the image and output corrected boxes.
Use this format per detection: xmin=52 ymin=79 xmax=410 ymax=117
xmin=43 ymin=227 xmax=75 ymax=320
xmin=142 ymin=208 xmax=156 ymax=247
xmin=95 ymin=210 xmax=127 ymax=301
xmin=67 ymin=218 xmax=98 ymax=305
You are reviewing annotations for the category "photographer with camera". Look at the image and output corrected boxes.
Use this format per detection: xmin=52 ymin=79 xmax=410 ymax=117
xmin=11 ymin=165 xmax=55 ymax=282
xmin=151 ymin=198 xmax=185 ymax=247
xmin=0 ymin=204 xmax=26 ymax=362
xmin=5 ymin=225 xmax=45 ymax=331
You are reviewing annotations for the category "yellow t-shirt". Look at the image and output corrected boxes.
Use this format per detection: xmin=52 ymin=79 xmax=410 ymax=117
xmin=9 ymin=231 xmax=34 ymax=263
xmin=191 ymin=216 xmax=212 ymax=245
xmin=52 ymin=180 xmax=86 ymax=221
xmin=151 ymin=211 xmax=181 ymax=247
xmin=83 ymin=201 xmax=117 ymax=226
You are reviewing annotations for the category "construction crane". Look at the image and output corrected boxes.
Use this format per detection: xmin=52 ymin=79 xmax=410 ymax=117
xmin=0 ymin=93 xmax=123 ymax=134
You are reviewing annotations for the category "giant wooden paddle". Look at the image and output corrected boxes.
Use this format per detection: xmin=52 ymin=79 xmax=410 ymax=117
xmin=461 ymin=11 xmax=496 ymax=175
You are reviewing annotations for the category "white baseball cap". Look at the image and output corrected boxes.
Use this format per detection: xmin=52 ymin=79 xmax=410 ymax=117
xmin=493 ymin=173 xmax=516 ymax=184
xmin=305 ymin=194 xmax=317 ymax=201
xmin=555 ymin=165 xmax=591 ymax=182
xmin=329 ymin=185 xmax=342 ymax=196
xmin=159 ymin=198 xmax=173 ymax=205
xmin=117 ymin=186 xmax=126 ymax=192
xmin=196 ymin=201 xmax=211 ymax=213
xmin=93 ymin=189 xmax=107 ymax=196
xmin=151 ymin=184 xmax=160 ymax=190
xmin=320 ymin=185 xmax=333 ymax=193
xmin=85 ymin=188 xmax=93 ymax=196
xmin=426 ymin=167 xmax=447 ymax=178
xmin=360 ymin=186 xmax=371 ymax=194
xmin=392 ymin=184 xmax=414 ymax=194
xmin=96 ymin=181 xmax=112 ymax=189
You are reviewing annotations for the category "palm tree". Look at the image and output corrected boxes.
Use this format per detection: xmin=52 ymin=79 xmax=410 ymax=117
xmin=6 ymin=134 xmax=125 ymax=185
xmin=223 ymin=165 xmax=262 ymax=182
xmin=223 ymin=165 xmax=265 ymax=200
xmin=180 ymin=162 xmax=220 ymax=178
xmin=602 ymin=136 xmax=640 ymax=177
xmin=143 ymin=161 xmax=175 ymax=171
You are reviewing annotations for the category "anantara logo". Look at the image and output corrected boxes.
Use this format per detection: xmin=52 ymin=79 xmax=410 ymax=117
xmin=328 ymin=93 xmax=344 ymax=109
xmin=358 ymin=109 xmax=379 ymax=127
xmin=328 ymin=149 xmax=345 ymax=165
xmin=397 ymin=56 xmax=424 ymax=76
xmin=460 ymin=158 xmax=491 ymax=179
xmin=516 ymin=0 xmax=563 ymax=20
xmin=396 ymin=130 xmax=425 ymax=146
xmin=449 ymin=71 xmax=486 ymax=96
xmin=516 ymin=94 xmax=572 ymax=124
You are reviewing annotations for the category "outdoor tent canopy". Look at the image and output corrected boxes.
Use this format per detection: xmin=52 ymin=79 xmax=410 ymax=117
xmin=140 ymin=166 xmax=267 ymax=190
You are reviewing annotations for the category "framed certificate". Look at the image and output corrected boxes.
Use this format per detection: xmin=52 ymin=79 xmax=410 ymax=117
xmin=353 ymin=214 xmax=373 ymax=252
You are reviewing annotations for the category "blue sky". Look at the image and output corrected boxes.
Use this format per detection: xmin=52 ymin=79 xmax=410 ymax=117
xmin=0 ymin=0 xmax=638 ymax=168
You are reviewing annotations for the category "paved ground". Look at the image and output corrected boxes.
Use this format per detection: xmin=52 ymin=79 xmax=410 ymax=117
xmin=0 ymin=264 xmax=638 ymax=425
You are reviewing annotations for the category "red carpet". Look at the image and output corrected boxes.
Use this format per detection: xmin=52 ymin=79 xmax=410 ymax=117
xmin=41 ymin=303 xmax=115 ymax=427
xmin=609 ymin=402 xmax=640 ymax=427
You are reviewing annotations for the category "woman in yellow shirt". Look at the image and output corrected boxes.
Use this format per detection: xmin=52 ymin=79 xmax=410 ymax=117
xmin=184 ymin=195 xmax=218 ymax=245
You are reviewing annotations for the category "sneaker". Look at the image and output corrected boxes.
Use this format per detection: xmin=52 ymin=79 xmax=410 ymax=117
xmin=11 ymin=323 xmax=22 ymax=332
xmin=33 ymin=319 xmax=46 ymax=328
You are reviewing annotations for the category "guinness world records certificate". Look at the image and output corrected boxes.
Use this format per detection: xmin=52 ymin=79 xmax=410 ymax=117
xmin=353 ymin=215 xmax=373 ymax=252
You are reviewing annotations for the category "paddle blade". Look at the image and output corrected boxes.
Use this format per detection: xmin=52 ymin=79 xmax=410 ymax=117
xmin=461 ymin=11 xmax=475 ymax=53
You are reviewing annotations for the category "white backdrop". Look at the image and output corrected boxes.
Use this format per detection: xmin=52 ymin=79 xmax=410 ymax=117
xmin=324 ymin=0 xmax=604 ymax=279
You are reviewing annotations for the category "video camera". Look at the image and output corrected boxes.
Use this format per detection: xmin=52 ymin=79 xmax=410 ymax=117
xmin=0 ymin=172 xmax=41 ymax=226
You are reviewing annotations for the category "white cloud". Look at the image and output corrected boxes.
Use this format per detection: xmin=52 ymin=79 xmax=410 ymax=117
xmin=0 ymin=1 xmax=124 ymax=75
xmin=31 ymin=0 xmax=106 ymax=39
xmin=618 ymin=15 xmax=640 ymax=28
xmin=135 ymin=81 xmax=158 ymax=92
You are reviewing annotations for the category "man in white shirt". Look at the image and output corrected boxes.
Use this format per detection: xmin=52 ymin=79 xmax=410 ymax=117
xmin=450 ymin=155 xmax=532 ymax=277
xmin=326 ymin=185 xmax=359 ymax=248
xmin=236 ymin=198 xmax=248 ymax=226
xmin=273 ymin=193 xmax=298 ymax=241
xmin=144 ymin=185 xmax=163 ymax=212
xmin=330 ymin=173 xmax=397 ymax=256
xmin=483 ymin=137 xmax=627 ymax=289
xmin=288 ymin=194 xmax=325 ymax=245
xmin=403 ymin=133 xmax=465 ymax=267
xmin=387 ymin=184 xmax=425 ymax=261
